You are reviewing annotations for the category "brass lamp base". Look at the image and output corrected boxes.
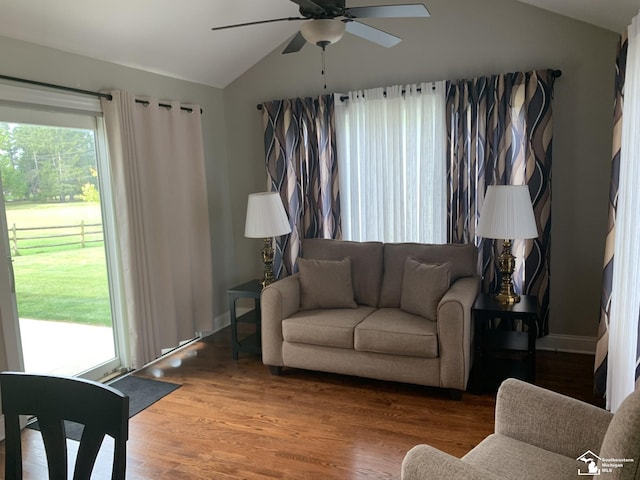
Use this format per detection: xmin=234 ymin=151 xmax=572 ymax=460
xmin=260 ymin=237 xmax=275 ymax=288
xmin=495 ymin=239 xmax=520 ymax=304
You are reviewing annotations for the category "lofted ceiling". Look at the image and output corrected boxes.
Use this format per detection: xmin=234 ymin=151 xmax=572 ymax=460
xmin=517 ymin=0 xmax=640 ymax=33
xmin=0 ymin=0 xmax=637 ymax=89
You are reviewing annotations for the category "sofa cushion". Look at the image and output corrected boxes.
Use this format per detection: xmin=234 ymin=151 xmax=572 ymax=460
xmin=283 ymin=306 xmax=376 ymax=349
xmin=463 ymin=434 xmax=584 ymax=480
xmin=400 ymin=258 xmax=451 ymax=321
xmin=380 ymin=243 xmax=478 ymax=308
xmin=354 ymin=308 xmax=438 ymax=358
xmin=302 ymin=239 xmax=383 ymax=307
xmin=298 ymin=257 xmax=357 ymax=310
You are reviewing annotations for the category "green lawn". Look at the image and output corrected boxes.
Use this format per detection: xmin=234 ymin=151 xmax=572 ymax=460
xmin=6 ymin=201 xmax=102 ymax=226
xmin=6 ymin=201 xmax=112 ymax=326
xmin=6 ymin=201 xmax=103 ymax=256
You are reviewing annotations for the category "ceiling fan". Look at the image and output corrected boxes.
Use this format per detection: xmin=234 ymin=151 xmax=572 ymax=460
xmin=211 ymin=0 xmax=430 ymax=53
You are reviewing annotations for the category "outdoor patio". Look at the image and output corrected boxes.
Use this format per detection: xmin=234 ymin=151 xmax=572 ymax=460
xmin=19 ymin=318 xmax=115 ymax=376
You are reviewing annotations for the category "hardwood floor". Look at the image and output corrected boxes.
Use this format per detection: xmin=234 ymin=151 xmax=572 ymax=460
xmin=0 ymin=327 xmax=603 ymax=479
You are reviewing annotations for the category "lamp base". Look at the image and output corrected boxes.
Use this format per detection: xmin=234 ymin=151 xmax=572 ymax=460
xmin=494 ymin=239 xmax=520 ymax=304
xmin=261 ymin=237 xmax=275 ymax=288
xmin=495 ymin=290 xmax=520 ymax=305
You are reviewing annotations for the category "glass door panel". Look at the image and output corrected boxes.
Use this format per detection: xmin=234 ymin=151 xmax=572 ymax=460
xmin=0 ymin=107 xmax=122 ymax=380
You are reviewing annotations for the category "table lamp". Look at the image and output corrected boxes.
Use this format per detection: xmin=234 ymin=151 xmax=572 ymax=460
xmin=476 ymin=185 xmax=538 ymax=304
xmin=244 ymin=192 xmax=292 ymax=288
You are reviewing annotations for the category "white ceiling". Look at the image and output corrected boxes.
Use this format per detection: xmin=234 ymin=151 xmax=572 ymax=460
xmin=0 ymin=0 xmax=637 ymax=89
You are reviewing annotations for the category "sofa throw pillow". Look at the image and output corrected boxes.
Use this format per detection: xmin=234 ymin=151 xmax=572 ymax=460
xmin=298 ymin=257 xmax=358 ymax=310
xmin=400 ymin=257 xmax=451 ymax=321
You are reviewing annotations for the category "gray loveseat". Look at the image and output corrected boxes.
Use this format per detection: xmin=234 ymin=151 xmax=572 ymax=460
xmin=261 ymin=239 xmax=480 ymax=394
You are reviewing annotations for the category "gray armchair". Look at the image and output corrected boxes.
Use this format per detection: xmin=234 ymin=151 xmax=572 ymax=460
xmin=402 ymin=378 xmax=640 ymax=479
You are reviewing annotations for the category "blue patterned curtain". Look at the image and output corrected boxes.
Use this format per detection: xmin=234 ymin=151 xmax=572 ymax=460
xmin=595 ymin=32 xmax=632 ymax=402
xmin=446 ymin=69 xmax=555 ymax=336
xmin=262 ymin=95 xmax=341 ymax=278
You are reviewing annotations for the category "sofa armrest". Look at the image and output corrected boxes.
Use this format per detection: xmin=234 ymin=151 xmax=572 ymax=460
xmin=402 ymin=444 xmax=498 ymax=480
xmin=261 ymin=274 xmax=301 ymax=366
xmin=436 ymin=276 xmax=481 ymax=390
xmin=495 ymin=378 xmax=613 ymax=458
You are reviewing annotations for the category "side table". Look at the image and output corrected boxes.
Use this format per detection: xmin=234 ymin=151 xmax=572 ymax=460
xmin=227 ymin=279 xmax=262 ymax=360
xmin=470 ymin=293 xmax=539 ymax=391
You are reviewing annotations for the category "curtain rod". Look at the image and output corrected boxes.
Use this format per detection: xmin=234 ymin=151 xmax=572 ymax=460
xmin=0 ymin=74 xmax=202 ymax=114
xmin=337 ymin=69 xmax=563 ymax=103
xmin=255 ymin=69 xmax=563 ymax=110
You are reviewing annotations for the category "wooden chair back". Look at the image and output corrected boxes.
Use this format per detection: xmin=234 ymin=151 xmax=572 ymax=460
xmin=0 ymin=371 xmax=129 ymax=480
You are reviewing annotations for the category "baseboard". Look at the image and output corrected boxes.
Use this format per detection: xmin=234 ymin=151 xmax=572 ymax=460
xmin=200 ymin=307 xmax=251 ymax=338
xmin=536 ymin=334 xmax=596 ymax=355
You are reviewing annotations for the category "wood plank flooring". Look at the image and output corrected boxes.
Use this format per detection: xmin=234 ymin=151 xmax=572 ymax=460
xmin=0 ymin=327 xmax=603 ymax=479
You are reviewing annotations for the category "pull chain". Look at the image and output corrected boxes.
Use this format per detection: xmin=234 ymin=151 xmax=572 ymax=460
xmin=321 ymin=46 xmax=327 ymax=90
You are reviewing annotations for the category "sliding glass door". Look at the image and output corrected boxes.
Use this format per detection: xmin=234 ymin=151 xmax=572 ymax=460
xmin=0 ymin=97 xmax=126 ymax=381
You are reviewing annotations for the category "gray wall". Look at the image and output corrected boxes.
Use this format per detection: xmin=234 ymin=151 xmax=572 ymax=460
xmin=0 ymin=0 xmax=622 ymax=341
xmin=224 ymin=0 xmax=620 ymax=338
xmin=0 ymin=34 xmax=234 ymax=325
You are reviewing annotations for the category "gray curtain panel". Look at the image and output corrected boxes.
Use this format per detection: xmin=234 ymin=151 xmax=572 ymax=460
xmin=595 ymin=33 xmax=628 ymax=397
xmin=446 ymin=69 xmax=555 ymax=336
xmin=101 ymin=91 xmax=213 ymax=368
xmin=262 ymin=95 xmax=341 ymax=278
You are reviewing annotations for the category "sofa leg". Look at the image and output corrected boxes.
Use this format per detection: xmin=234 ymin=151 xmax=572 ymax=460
xmin=448 ymin=389 xmax=463 ymax=401
xmin=269 ymin=366 xmax=283 ymax=375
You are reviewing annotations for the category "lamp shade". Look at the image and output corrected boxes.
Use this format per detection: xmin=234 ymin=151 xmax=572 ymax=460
xmin=300 ymin=19 xmax=346 ymax=47
xmin=476 ymin=185 xmax=538 ymax=240
xmin=244 ymin=192 xmax=291 ymax=238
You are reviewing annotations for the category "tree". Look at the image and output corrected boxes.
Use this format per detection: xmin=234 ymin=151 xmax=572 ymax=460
xmin=0 ymin=123 xmax=28 ymax=200
xmin=6 ymin=124 xmax=97 ymax=202
xmin=79 ymin=167 xmax=100 ymax=202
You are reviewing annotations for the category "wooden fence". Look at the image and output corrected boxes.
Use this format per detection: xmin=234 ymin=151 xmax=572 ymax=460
xmin=7 ymin=221 xmax=103 ymax=256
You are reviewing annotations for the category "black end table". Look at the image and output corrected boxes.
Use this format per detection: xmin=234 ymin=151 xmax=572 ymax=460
xmin=227 ymin=279 xmax=262 ymax=360
xmin=470 ymin=293 xmax=539 ymax=391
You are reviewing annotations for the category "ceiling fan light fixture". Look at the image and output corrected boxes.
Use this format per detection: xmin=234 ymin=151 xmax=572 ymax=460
xmin=300 ymin=19 xmax=346 ymax=48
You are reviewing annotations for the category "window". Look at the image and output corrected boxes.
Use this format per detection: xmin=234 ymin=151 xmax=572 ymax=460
xmin=335 ymin=83 xmax=447 ymax=243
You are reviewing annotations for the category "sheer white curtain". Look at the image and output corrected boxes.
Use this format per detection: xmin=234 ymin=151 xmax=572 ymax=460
xmin=335 ymin=82 xmax=447 ymax=243
xmin=607 ymin=14 xmax=640 ymax=412
xmin=101 ymin=91 xmax=213 ymax=369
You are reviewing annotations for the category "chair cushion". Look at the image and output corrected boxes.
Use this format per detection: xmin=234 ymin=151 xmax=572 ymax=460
xmin=379 ymin=243 xmax=478 ymax=307
xmin=463 ymin=433 xmax=583 ymax=480
xmin=354 ymin=308 xmax=438 ymax=358
xmin=400 ymin=258 xmax=451 ymax=321
xmin=302 ymin=239 xmax=384 ymax=307
xmin=599 ymin=388 xmax=640 ymax=479
xmin=283 ymin=306 xmax=376 ymax=349
xmin=298 ymin=257 xmax=357 ymax=310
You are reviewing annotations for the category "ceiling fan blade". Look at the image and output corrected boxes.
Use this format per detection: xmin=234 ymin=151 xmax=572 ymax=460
xmin=346 ymin=4 xmax=430 ymax=19
xmin=344 ymin=20 xmax=402 ymax=48
xmin=282 ymin=31 xmax=307 ymax=54
xmin=212 ymin=16 xmax=304 ymax=31
xmin=289 ymin=0 xmax=326 ymax=15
